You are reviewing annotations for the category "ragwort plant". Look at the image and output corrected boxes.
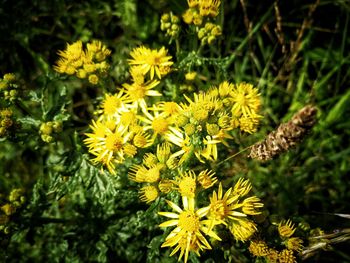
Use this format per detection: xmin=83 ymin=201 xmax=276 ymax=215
xmin=1 ymin=0 xmax=350 ymax=262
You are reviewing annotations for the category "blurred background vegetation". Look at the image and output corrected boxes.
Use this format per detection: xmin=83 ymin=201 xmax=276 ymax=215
xmin=0 ymin=0 xmax=349 ymax=262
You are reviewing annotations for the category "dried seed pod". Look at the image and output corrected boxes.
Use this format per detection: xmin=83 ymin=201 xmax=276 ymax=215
xmin=249 ymin=105 xmax=317 ymax=161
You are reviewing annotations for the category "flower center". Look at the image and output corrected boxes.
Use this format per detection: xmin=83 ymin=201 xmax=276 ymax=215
xmin=178 ymin=211 xmax=200 ymax=233
xmin=142 ymin=185 xmax=159 ymax=202
xmin=152 ymin=117 xmax=169 ymax=134
xmin=145 ymin=166 xmax=160 ymax=183
xmin=120 ymin=111 xmax=136 ymax=126
xmin=105 ymin=133 xmax=123 ymax=152
xmin=235 ymin=93 xmax=247 ymax=106
xmin=179 ymin=177 xmax=196 ymax=198
xmin=129 ymin=84 xmax=146 ymax=100
xmin=210 ymin=200 xmax=227 ymax=220
xmin=103 ymin=95 xmax=122 ymax=115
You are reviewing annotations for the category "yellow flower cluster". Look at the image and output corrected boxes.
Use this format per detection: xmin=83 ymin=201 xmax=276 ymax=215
xmin=158 ymin=178 xmax=263 ymax=263
xmin=180 ymin=0 xmax=222 ymax=45
xmin=54 ymin=40 xmax=111 ymax=85
xmin=83 ymin=46 xmax=174 ymax=174
xmin=0 ymin=73 xmax=20 ymax=101
xmin=248 ymin=219 xmax=303 ymax=263
xmin=0 ymin=188 xmax=26 ymax=235
xmin=183 ymin=0 xmax=221 ymax=25
xmin=39 ymin=121 xmax=62 ymax=143
xmin=165 ymin=81 xmax=261 ymax=165
xmin=66 ymin=38 xmax=265 ymax=263
xmin=0 ymin=108 xmax=14 ymax=137
xmin=128 ymin=46 xmax=173 ymax=80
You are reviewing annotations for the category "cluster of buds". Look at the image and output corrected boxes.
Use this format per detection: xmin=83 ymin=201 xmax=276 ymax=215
xmin=198 ymin=22 xmax=222 ymax=45
xmin=39 ymin=120 xmax=63 ymax=143
xmin=0 ymin=73 xmax=20 ymax=102
xmin=0 ymin=108 xmax=15 ymax=137
xmin=53 ymin=40 xmax=111 ymax=85
xmin=0 ymin=188 xmax=26 ymax=235
xmin=160 ymin=12 xmax=181 ymax=38
xmin=248 ymin=219 xmax=303 ymax=262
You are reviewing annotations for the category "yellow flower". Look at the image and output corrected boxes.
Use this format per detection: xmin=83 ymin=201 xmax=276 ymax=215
xmin=128 ymin=46 xmax=173 ymax=79
xmin=98 ymin=91 xmax=129 ymax=117
xmin=1 ymin=203 xmax=16 ymax=216
xmin=185 ymin=72 xmax=197 ymax=81
xmin=88 ymin=74 xmax=99 ymax=85
xmin=122 ymin=79 xmax=161 ymax=111
xmin=187 ymin=0 xmax=199 ymax=8
xmin=174 ymin=170 xmax=197 ymax=198
xmin=128 ymin=164 xmax=148 ymax=182
xmin=128 ymin=164 xmax=162 ymax=183
xmin=86 ymin=40 xmax=111 ymax=62
xmin=133 ymin=131 xmax=152 ymax=148
xmin=57 ymin=41 xmax=84 ymax=61
xmin=199 ymin=0 xmax=221 ymax=17
xmin=278 ymin=219 xmax=296 ymax=238
xmin=138 ymin=109 xmax=171 ymax=138
xmin=139 ymin=185 xmax=159 ymax=204
xmin=197 ymin=169 xmax=217 ymax=189
xmin=158 ymin=196 xmax=221 ymax=263
xmin=158 ymin=179 xmax=174 ymax=193
xmin=230 ymin=83 xmax=261 ymax=117
xmin=84 ymin=122 xmax=130 ymax=174
xmin=208 ymin=183 xmax=247 ymax=226
xmin=278 ymin=249 xmax=297 ymax=263
xmin=142 ymin=153 xmax=158 ymax=168
xmin=54 ymin=40 xmax=111 ymax=84
xmin=119 ymin=110 xmax=137 ymax=127
xmin=123 ymin=143 xmax=137 ymax=157
xmin=266 ymin=248 xmax=279 ymax=262
xmin=229 ymin=218 xmax=257 ymax=241
xmin=248 ymin=240 xmax=269 ymax=257
xmin=285 ymin=237 xmax=303 ymax=252
xmin=239 ymin=112 xmax=262 ymax=133
xmin=208 ymin=180 xmax=263 ymax=241
xmin=156 ymin=142 xmax=172 ymax=164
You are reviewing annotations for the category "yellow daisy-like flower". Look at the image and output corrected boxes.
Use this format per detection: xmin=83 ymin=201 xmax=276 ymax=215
xmin=138 ymin=109 xmax=171 ymax=138
xmin=208 ymin=180 xmax=263 ymax=241
xmin=230 ymin=83 xmax=261 ymax=117
xmin=128 ymin=46 xmax=173 ymax=80
xmin=84 ymin=122 xmax=130 ymax=174
xmin=139 ymin=185 xmax=159 ymax=204
xmin=278 ymin=219 xmax=296 ymax=238
xmin=158 ymin=196 xmax=221 ymax=263
xmin=98 ymin=91 xmax=129 ymax=118
xmin=122 ymin=79 xmax=161 ymax=112
xmin=208 ymin=183 xmax=247 ymax=226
